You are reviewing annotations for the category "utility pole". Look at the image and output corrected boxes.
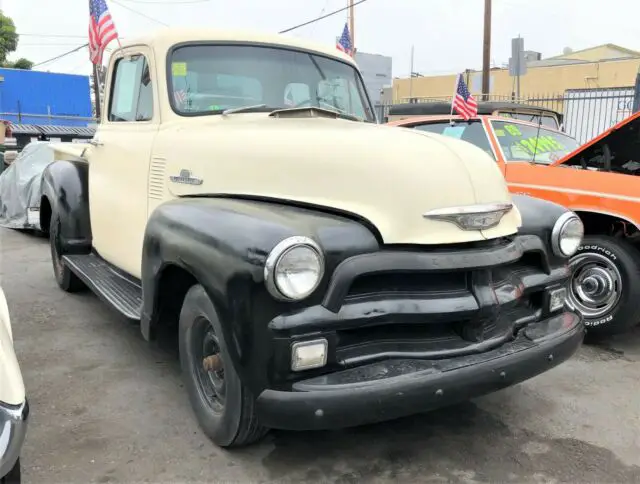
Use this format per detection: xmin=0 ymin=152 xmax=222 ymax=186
xmin=89 ymin=0 xmax=101 ymax=121
xmin=482 ymin=0 xmax=492 ymax=100
xmin=92 ymin=64 xmax=102 ymax=121
xmin=348 ymin=0 xmax=355 ymax=53
xmin=409 ymin=45 xmax=414 ymax=101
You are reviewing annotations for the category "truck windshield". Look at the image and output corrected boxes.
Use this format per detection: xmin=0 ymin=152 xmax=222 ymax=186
xmin=168 ymin=44 xmax=375 ymax=122
xmin=490 ymin=120 xmax=580 ymax=164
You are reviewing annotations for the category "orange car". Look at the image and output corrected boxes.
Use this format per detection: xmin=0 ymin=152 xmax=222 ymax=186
xmin=388 ymin=102 xmax=640 ymax=336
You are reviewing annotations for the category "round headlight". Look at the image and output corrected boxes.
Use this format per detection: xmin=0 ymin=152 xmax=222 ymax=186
xmin=551 ymin=212 xmax=584 ymax=257
xmin=264 ymin=236 xmax=324 ymax=301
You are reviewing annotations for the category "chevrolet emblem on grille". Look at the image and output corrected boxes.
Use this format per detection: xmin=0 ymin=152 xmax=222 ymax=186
xmin=422 ymin=202 xmax=513 ymax=231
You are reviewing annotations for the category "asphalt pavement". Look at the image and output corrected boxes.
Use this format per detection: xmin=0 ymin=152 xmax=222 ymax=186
xmin=2 ymin=227 xmax=640 ymax=484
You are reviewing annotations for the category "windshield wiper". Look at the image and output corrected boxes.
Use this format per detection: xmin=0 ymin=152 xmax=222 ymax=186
xmin=269 ymin=105 xmax=364 ymax=122
xmin=222 ymin=104 xmax=276 ymax=115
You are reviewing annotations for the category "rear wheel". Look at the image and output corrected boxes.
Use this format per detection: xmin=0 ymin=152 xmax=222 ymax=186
xmin=567 ymin=235 xmax=640 ymax=336
xmin=178 ymin=284 xmax=267 ymax=448
xmin=49 ymin=212 xmax=84 ymax=293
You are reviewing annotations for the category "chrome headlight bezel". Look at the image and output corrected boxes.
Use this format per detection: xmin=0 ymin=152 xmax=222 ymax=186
xmin=264 ymin=236 xmax=325 ymax=302
xmin=551 ymin=212 xmax=584 ymax=257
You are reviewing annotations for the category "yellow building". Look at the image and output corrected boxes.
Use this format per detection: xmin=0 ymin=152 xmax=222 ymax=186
xmin=391 ymin=44 xmax=640 ymax=103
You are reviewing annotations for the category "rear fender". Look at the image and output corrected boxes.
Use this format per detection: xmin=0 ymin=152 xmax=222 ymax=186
xmin=40 ymin=160 xmax=92 ymax=254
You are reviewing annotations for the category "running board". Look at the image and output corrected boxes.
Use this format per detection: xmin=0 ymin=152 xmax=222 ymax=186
xmin=63 ymin=253 xmax=142 ymax=320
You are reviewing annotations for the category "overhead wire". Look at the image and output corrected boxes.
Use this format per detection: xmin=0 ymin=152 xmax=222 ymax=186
xmin=118 ymin=0 xmax=208 ymax=3
xmin=30 ymin=0 xmax=372 ymax=69
xmin=109 ymin=0 xmax=170 ymax=26
xmin=279 ymin=0 xmax=369 ymax=33
xmin=32 ymin=44 xmax=89 ymax=68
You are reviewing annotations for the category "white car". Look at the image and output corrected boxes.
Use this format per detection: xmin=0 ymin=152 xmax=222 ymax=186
xmin=0 ymin=286 xmax=27 ymax=483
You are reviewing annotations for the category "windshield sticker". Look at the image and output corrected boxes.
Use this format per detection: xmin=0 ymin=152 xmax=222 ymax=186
xmin=172 ymin=62 xmax=187 ymax=77
xmin=503 ymin=124 xmax=522 ymax=136
xmin=442 ymin=125 xmax=466 ymax=139
xmin=518 ymin=135 xmax=566 ymax=155
xmin=495 ymin=129 xmax=506 ymax=137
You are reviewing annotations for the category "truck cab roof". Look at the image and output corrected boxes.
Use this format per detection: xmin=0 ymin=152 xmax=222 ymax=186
xmin=115 ymin=27 xmax=357 ymax=65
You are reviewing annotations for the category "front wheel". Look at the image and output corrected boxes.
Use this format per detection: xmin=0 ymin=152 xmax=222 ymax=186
xmin=567 ymin=235 xmax=640 ymax=336
xmin=178 ymin=284 xmax=267 ymax=448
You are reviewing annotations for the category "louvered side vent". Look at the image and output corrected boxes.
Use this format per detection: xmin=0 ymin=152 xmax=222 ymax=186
xmin=149 ymin=157 xmax=166 ymax=200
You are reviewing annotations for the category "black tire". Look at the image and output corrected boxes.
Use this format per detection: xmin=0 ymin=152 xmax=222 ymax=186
xmin=1 ymin=458 xmax=21 ymax=484
xmin=567 ymin=235 xmax=640 ymax=336
xmin=49 ymin=212 xmax=85 ymax=293
xmin=178 ymin=284 xmax=267 ymax=448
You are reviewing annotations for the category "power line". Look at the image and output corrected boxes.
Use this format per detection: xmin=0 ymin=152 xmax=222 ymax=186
xmin=279 ymin=0 xmax=370 ymax=34
xmin=18 ymin=33 xmax=87 ymax=39
xmin=110 ymin=0 xmax=170 ymax=26
xmin=118 ymin=0 xmax=208 ymax=3
xmin=28 ymin=0 xmax=373 ymax=69
xmin=32 ymin=44 xmax=88 ymax=68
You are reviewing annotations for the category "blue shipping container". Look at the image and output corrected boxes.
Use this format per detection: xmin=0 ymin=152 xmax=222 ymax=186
xmin=0 ymin=68 xmax=92 ymax=127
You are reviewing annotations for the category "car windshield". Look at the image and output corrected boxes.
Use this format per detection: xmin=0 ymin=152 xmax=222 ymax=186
xmin=168 ymin=44 xmax=375 ymax=122
xmin=410 ymin=120 xmax=495 ymax=159
xmin=490 ymin=120 xmax=580 ymax=164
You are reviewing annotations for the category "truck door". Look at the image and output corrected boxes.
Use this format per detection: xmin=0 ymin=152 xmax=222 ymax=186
xmin=87 ymin=48 xmax=159 ymax=279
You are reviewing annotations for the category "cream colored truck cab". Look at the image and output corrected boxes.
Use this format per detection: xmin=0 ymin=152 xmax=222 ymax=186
xmin=0 ymin=286 xmax=28 ymax=483
xmin=42 ymin=28 xmax=585 ymax=449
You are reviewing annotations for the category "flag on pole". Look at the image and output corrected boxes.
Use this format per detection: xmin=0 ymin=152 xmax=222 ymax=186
xmin=89 ymin=0 xmax=119 ymax=65
xmin=451 ymin=74 xmax=478 ymax=120
xmin=336 ymin=23 xmax=354 ymax=57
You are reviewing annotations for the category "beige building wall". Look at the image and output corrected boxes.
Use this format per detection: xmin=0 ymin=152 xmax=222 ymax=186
xmin=392 ymin=57 xmax=640 ymax=103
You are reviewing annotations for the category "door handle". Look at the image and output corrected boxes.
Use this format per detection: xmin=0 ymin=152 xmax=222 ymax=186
xmin=88 ymin=138 xmax=103 ymax=147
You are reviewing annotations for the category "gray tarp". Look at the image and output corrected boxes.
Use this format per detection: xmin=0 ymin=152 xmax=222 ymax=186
xmin=0 ymin=142 xmax=54 ymax=230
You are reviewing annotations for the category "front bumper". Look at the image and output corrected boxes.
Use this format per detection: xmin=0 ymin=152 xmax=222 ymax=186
xmin=256 ymin=312 xmax=583 ymax=431
xmin=0 ymin=399 xmax=28 ymax=478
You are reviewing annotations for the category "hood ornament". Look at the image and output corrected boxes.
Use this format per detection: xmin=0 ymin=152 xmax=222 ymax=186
xmin=423 ymin=202 xmax=513 ymax=231
xmin=169 ymin=169 xmax=203 ymax=186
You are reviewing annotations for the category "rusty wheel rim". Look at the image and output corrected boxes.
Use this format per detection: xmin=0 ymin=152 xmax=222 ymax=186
xmin=193 ymin=316 xmax=226 ymax=413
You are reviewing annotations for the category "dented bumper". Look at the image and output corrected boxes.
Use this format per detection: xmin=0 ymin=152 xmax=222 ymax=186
xmin=256 ymin=312 xmax=583 ymax=431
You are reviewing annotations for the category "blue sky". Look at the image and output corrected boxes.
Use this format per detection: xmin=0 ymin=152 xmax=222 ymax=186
xmin=4 ymin=0 xmax=640 ymax=78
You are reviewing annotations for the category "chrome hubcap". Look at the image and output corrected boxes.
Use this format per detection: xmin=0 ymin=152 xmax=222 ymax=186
xmin=567 ymin=253 xmax=622 ymax=319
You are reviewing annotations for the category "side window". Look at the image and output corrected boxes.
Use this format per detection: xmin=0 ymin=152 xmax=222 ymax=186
xmin=108 ymin=55 xmax=154 ymax=122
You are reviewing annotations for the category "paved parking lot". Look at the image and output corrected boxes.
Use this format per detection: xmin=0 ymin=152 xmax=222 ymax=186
xmin=2 ymin=227 xmax=640 ymax=483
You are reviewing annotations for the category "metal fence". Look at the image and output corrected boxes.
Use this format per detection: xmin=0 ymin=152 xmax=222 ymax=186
xmin=376 ymin=86 xmax=637 ymax=144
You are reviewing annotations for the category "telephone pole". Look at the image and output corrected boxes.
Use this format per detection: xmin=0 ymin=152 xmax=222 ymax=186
xmin=482 ymin=0 xmax=492 ymax=100
xmin=92 ymin=64 xmax=102 ymax=121
xmin=89 ymin=0 xmax=101 ymax=121
xmin=349 ymin=0 xmax=355 ymax=52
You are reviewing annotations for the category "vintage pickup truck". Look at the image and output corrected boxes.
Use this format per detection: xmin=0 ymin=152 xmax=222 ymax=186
xmin=41 ymin=28 xmax=584 ymax=448
xmin=388 ymin=103 xmax=640 ymax=336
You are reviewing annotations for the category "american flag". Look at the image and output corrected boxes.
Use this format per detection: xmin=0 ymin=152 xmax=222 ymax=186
xmin=174 ymin=89 xmax=187 ymax=106
xmin=89 ymin=0 xmax=118 ymax=65
xmin=452 ymin=74 xmax=478 ymax=120
xmin=336 ymin=23 xmax=353 ymax=57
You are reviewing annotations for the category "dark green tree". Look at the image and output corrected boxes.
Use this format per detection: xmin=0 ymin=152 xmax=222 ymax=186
xmin=0 ymin=11 xmax=32 ymax=69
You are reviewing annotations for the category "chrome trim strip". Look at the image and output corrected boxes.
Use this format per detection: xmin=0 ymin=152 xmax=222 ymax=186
xmin=264 ymin=236 xmax=325 ymax=302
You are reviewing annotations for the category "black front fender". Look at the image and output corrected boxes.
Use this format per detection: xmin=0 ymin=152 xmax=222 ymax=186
xmin=41 ymin=160 xmax=92 ymax=254
xmin=141 ymin=197 xmax=379 ymax=390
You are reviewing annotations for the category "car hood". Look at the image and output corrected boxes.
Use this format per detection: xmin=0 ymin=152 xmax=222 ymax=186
xmin=552 ymin=112 xmax=640 ymax=171
xmin=157 ymin=115 xmax=521 ymax=244
xmin=0 ymin=286 xmax=25 ymax=406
